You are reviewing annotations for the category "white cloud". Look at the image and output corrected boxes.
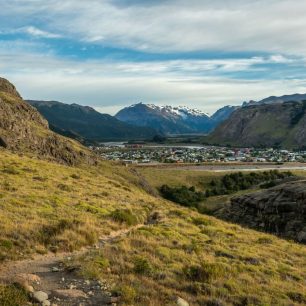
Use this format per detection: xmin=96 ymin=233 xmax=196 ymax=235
xmin=22 ymin=26 xmax=62 ymax=39
xmin=1 ymin=0 xmax=306 ymax=55
xmin=1 ymin=1 xmax=306 ymax=113
xmin=1 ymin=48 xmax=305 ymax=115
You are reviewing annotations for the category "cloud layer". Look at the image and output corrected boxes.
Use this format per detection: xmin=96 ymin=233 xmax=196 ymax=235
xmin=1 ymin=0 xmax=306 ymax=114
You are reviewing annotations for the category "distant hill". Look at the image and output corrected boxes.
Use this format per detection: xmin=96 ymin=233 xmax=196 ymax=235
xmin=0 ymin=77 xmax=93 ymax=165
xmin=243 ymin=93 xmax=306 ymax=107
xmin=27 ymin=100 xmax=157 ymax=143
xmin=206 ymin=100 xmax=306 ymax=149
xmin=115 ymin=103 xmax=235 ymax=135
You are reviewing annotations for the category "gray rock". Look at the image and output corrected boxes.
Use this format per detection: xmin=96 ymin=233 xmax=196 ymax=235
xmin=297 ymin=231 xmax=306 ymax=243
xmin=52 ymin=289 xmax=88 ymax=299
xmin=42 ymin=301 xmax=51 ymax=306
xmin=177 ymin=297 xmax=189 ymax=306
xmin=33 ymin=291 xmax=48 ymax=303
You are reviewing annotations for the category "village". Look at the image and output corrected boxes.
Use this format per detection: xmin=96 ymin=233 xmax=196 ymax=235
xmin=95 ymin=143 xmax=306 ymax=164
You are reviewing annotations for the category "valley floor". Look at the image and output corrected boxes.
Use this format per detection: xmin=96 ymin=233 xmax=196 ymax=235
xmin=0 ymin=149 xmax=306 ymax=305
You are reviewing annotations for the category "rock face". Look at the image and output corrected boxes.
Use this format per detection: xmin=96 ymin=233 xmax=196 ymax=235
xmin=207 ymin=101 xmax=306 ymax=149
xmin=219 ymin=181 xmax=306 ymax=243
xmin=0 ymin=77 xmax=94 ymax=165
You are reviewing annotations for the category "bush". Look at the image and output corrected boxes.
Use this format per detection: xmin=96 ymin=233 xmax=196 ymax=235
xmin=111 ymin=209 xmax=138 ymax=226
xmin=57 ymin=183 xmax=73 ymax=192
xmin=0 ymin=239 xmax=13 ymax=250
xmin=192 ymin=217 xmax=212 ymax=226
xmin=133 ymin=256 xmax=153 ymax=275
xmin=2 ymin=166 xmax=20 ymax=175
xmin=257 ymin=237 xmax=273 ymax=244
xmin=118 ymin=285 xmax=137 ymax=303
xmin=205 ymin=170 xmax=294 ymax=197
xmin=183 ymin=262 xmax=226 ymax=283
xmin=160 ymin=185 xmax=205 ymax=207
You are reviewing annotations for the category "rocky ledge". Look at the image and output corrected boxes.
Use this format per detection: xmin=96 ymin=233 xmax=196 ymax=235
xmin=218 ymin=180 xmax=306 ymax=243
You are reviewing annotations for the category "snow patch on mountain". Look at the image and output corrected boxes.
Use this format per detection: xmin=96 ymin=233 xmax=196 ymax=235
xmin=129 ymin=103 xmax=210 ymax=119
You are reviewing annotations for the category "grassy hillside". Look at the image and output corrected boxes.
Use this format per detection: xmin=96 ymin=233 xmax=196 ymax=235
xmin=0 ymin=151 xmax=306 ymax=305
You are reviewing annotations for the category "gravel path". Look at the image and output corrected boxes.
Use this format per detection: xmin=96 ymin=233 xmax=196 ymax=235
xmin=0 ymin=225 xmax=143 ymax=306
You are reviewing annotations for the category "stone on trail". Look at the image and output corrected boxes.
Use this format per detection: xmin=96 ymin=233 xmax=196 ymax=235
xmin=33 ymin=290 xmax=49 ymax=303
xmin=177 ymin=297 xmax=189 ymax=306
xmin=52 ymin=289 xmax=88 ymax=299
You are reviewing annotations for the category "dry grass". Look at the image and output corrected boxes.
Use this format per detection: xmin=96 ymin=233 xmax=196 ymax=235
xmin=1 ymin=149 xmax=306 ymax=305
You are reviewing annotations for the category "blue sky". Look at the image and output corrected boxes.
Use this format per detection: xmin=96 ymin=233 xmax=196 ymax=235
xmin=1 ymin=0 xmax=306 ymax=114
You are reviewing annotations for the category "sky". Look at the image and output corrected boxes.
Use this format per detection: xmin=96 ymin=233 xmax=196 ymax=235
xmin=0 ymin=0 xmax=306 ymax=115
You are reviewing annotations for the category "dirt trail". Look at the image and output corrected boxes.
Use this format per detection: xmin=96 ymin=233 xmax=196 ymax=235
xmin=0 ymin=225 xmax=143 ymax=306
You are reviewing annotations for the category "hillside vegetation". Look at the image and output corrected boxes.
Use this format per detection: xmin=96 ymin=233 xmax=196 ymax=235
xmin=0 ymin=150 xmax=306 ymax=305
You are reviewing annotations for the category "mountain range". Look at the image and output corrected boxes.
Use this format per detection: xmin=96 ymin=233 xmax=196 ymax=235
xmin=17 ymin=90 xmax=306 ymax=149
xmin=243 ymin=93 xmax=306 ymax=107
xmin=27 ymin=100 xmax=157 ymax=143
xmin=115 ymin=103 xmax=237 ymax=135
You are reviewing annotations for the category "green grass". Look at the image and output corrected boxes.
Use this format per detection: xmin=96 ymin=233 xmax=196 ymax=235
xmin=1 ymin=150 xmax=306 ymax=305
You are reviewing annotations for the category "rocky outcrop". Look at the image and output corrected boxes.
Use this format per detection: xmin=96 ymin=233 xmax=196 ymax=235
xmin=219 ymin=181 xmax=306 ymax=243
xmin=0 ymin=77 xmax=94 ymax=165
xmin=0 ymin=77 xmax=22 ymax=99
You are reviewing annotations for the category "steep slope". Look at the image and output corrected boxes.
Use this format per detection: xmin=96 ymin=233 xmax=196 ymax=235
xmin=218 ymin=180 xmax=306 ymax=243
xmin=27 ymin=100 xmax=157 ymax=143
xmin=0 ymin=150 xmax=305 ymax=305
xmin=206 ymin=101 xmax=306 ymax=149
xmin=0 ymin=78 xmax=93 ymax=165
xmin=115 ymin=103 xmax=213 ymax=134
xmin=210 ymin=105 xmax=239 ymax=123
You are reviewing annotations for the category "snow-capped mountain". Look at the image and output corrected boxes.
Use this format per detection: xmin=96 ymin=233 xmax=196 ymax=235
xmin=145 ymin=104 xmax=210 ymax=118
xmin=115 ymin=103 xmax=234 ymax=135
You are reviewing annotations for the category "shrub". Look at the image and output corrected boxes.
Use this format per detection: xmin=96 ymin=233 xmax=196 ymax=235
xmin=2 ymin=166 xmax=20 ymax=175
xmin=183 ymin=262 xmax=226 ymax=283
xmin=118 ymin=285 xmax=137 ymax=303
xmin=192 ymin=217 xmax=212 ymax=226
xmin=0 ymin=239 xmax=13 ymax=250
xmin=287 ymin=291 xmax=306 ymax=304
xmin=160 ymin=185 xmax=205 ymax=207
xmin=205 ymin=170 xmax=294 ymax=197
xmin=57 ymin=184 xmax=73 ymax=192
xmin=257 ymin=237 xmax=273 ymax=244
xmin=111 ymin=209 xmax=138 ymax=226
xmin=133 ymin=256 xmax=153 ymax=275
